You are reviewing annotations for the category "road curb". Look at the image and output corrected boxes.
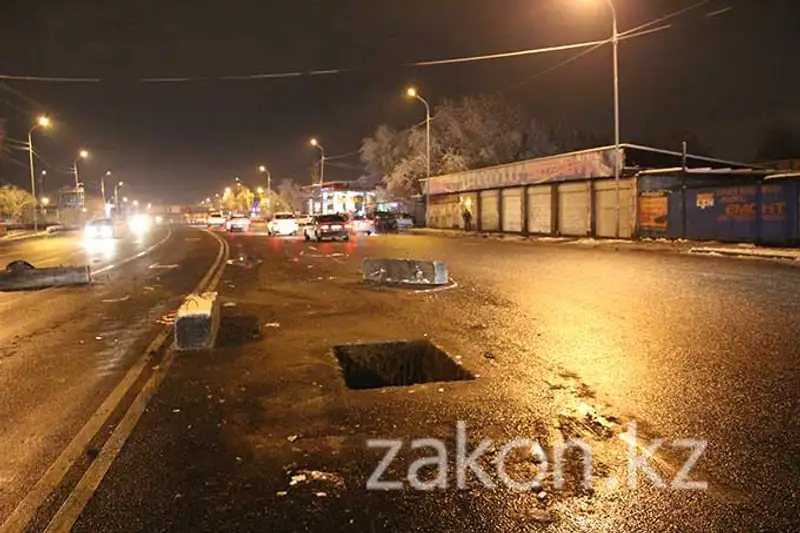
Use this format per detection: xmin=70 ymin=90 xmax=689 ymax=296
xmin=689 ymin=247 xmax=800 ymax=261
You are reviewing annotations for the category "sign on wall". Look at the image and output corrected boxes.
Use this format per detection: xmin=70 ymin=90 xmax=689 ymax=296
xmin=427 ymin=148 xmax=616 ymax=195
xmin=638 ymin=190 xmax=669 ymax=230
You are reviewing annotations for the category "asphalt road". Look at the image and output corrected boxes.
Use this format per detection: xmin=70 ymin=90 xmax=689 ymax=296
xmin=0 ymin=226 xmax=224 ymax=531
xmin=5 ymin=230 xmax=800 ymax=531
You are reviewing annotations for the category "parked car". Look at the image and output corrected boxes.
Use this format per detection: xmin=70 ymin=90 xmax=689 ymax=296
xmin=374 ymin=211 xmax=398 ymax=232
xmin=207 ymin=211 xmax=227 ymax=229
xmin=395 ymin=213 xmax=414 ymax=229
xmin=350 ymin=214 xmax=376 ymax=235
xmin=225 ymin=215 xmax=251 ymax=232
xmin=268 ymin=212 xmax=299 ymax=236
xmin=296 ymin=214 xmax=313 ymax=227
xmin=304 ymin=214 xmax=349 ymax=242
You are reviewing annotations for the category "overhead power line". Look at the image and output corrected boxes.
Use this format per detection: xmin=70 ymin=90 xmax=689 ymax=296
xmin=0 ymin=0 xmax=716 ymax=84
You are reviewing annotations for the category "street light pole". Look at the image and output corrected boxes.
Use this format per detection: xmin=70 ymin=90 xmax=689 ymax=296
xmin=406 ymin=88 xmax=431 ymax=227
xmin=603 ymin=0 xmax=621 ymax=237
xmin=310 ymin=139 xmax=325 ymax=185
xmin=259 ymin=165 xmax=272 ymax=213
xmin=27 ymin=117 xmax=50 ymax=232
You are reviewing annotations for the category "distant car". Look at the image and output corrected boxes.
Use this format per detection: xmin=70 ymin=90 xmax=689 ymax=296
xmin=374 ymin=211 xmax=398 ymax=232
xmin=225 ymin=215 xmax=251 ymax=232
xmin=268 ymin=212 xmax=299 ymax=236
xmin=304 ymin=214 xmax=349 ymax=242
xmin=296 ymin=214 xmax=313 ymax=227
xmin=207 ymin=211 xmax=227 ymax=228
xmin=395 ymin=213 xmax=414 ymax=229
xmin=84 ymin=218 xmax=117 ymax=239
xmin=350 ymin=214 xmax=376 ymax=235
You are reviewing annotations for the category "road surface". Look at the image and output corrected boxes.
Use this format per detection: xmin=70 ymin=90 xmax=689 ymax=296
xmin=2 ymin=230 xmax=798 ymax=531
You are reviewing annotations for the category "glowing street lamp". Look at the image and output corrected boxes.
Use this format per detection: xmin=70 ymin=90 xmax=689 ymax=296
xmin=579 ymin=0 xmax=621 ymax=236
xmin=258 ymin=164 xmax=272 ymax=210
xmin=74 ymin=149 xmax=89 ymax=189
xmin=28 ymin=116 xmax=51 ymax=231
xmin=309 ymin=138 xmax=324 ymax=185
xmin=41 ymin=197 xmax=50 ymax=206
xmin=405 ymin=86 xmax=431 ymax=226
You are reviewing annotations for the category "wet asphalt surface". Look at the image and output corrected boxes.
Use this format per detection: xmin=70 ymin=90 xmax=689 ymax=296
xmin=2 ymin=228 xmax=799 ymax=531
xmin=0 ymin=227 xmax=221 ymax=529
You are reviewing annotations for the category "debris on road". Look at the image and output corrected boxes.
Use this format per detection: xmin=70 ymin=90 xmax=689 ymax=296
xmin=276 ymin=491 xmax=288 ymax=497
xmin=157 ymin=310 xmax=178 ymax=325
xmin=287 ymin=434 xmax=298 ymax=442
xmin=516 ymin=508 xmax=554 ymax=524
xmin=0 ymin=260 xmax=91 ymax=291
xmin=102 ymin=294 xmax=131 ymax=303
xmin=226 ymin=255 xmax=262 ymax=269
xmin=264 ymin=322 xmax=281 ymax=328
xmin=148 ymin=263 xmax=180 ymax=270
xmin=484 ymin=351 xmax=496 ymax=360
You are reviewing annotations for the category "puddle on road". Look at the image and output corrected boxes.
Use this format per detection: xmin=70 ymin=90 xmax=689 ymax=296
xmin=332 ymin=339 xmax=474 ymax=390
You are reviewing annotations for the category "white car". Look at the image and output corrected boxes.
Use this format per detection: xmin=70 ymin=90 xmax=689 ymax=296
xmin=207 ymin=211 xmax=226 ymax=228
xmin=268 ymin=213 xmax=299 ymax=236
xmin=226 ymin=215 xmax=251 ymax=232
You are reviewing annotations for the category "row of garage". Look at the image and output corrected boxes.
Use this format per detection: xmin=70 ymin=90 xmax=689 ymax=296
xmin=428 ymin=178 xmax=635 ymax=238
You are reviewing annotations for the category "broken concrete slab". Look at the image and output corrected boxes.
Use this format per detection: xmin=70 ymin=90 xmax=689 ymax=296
xmin=0 ymin=261 xmax=91 ymax=291
xmin=362 ymin=257 xmax=448 ymax=286
xmin=174 ymin=292 xmax=220 ymax=351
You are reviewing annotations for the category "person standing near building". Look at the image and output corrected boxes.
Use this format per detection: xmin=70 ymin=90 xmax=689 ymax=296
xmin=462 ymin=207 xmax=473 ymax=231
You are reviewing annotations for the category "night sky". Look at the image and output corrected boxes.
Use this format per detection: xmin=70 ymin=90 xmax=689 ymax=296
xmin=1 ymin=0 xmax=799 ymax=204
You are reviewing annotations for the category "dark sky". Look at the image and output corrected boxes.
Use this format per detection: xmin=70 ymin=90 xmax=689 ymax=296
xmin=1 ymin=0 xmax=799 ymax=203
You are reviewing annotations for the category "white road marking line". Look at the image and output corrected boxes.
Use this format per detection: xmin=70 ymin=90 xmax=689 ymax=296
xmin=43 ymin=231 xmax=228 ymax=532
xmin=92 ymin=228 xmax=173 ymax=275
xmin=412 ymin=279 xmax=459 ymax=294
xmin=0 ymin=230 xmax=226 ymax=533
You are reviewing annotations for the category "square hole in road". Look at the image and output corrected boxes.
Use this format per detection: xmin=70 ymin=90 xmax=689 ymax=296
xmin=333 ymin=340 xmax=474 ymax=390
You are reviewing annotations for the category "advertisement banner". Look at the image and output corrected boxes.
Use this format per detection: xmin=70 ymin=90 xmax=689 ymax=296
xmin=638 ymin=191 xmax=669 ymax=230
xmin=428 ymin=148 xmax=616 ymax=195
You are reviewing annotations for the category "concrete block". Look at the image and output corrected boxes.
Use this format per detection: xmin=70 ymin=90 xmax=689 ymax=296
xmin=362 ymin=257 xmax=448 ymax=286
xmin=174 ymin=292 xmax=220 ymax=351
xmin=0 ymin=262 xmax=91 ymax=291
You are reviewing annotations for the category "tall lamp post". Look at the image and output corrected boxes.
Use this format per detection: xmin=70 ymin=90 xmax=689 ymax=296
xmin=114 ymin=181 xmax=124 ymax=213
xmin=309 ymin=138 xmax=325 ymax=185
xmin=259 ymin=165 xmax=272 ymax=214
xmin=28 ymin=116 xmax=51 ymax=232
xmin=581 ymin=0 xmax=620 ymax=236
xmin=406 ymin=87 xmax=431 ymax=227
xmin=74 ymin=149 xmax=89 ymax=188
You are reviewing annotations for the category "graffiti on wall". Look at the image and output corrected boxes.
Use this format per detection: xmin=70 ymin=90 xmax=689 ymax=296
xmin=638 ymin=190 xmax=669 ymax=230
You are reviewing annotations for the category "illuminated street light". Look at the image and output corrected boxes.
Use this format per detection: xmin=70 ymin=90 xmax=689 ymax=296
xmin=257 ymin=187 xmax=264 ymax=194
xmin=309 ymin=138 xmax=325 ymax=185
xmin=132 ymin=200 xmax=139 ymax=207
xmin=205 ymin=197 xmax=211 ymax=202
xmin=224 ymin=187 xmax=232 ymax=195
xmin=259 ymin=165 xmax=272 ymax=211
xmin=405 ymin=86 xmax=431 ymax=227
xmin=73 ymin=149 xmax=89 ymax=190
xmin=41 ymin=197 xmax=50 ymax=206
xmin=123 ymin=197 xmax=129 ymax=203
xmin=579 ymin=0 xmax=620 ymax=236
xmin=28 ymin=116 xmax=51 ymax=232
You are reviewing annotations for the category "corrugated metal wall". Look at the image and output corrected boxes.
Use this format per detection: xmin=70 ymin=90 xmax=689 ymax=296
xmin=480 ymin=190 xmax=500 ymax=231
xmin=527 ymin=185 xmax=552 ymax=234
xmin=429 ymin=194 xmax=462 ymax=229
xmin=557 ymin=182 xmax=589 ymax=236
xmin=501 ymin=187 xmax=524 ymax=232
xmin=595 ymin=178 xmax=634 ymax=238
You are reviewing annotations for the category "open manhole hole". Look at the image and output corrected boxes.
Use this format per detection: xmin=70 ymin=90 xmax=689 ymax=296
xmin=333 ymin=339 xmax=474 ymax=390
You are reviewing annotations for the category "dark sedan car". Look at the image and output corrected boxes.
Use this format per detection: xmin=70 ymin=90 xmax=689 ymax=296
xmin=303 ymin=214 xmax=350 ymax=242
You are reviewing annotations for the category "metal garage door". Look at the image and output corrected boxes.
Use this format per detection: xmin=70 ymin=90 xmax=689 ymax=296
xmin=527 ymin=185 xmax=552 ymax=234
xmin=501 ymin=188 xmax=523 ymax=232
xmin=595 ymin=178 xmax=633 ymax=238
xmin=558 ymin=182 xmax=590 ymax=236
xmin=480 ymin=190 xmax=500 ymax=231
xmin=429 ymin=194 xmax=461 ymax=229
